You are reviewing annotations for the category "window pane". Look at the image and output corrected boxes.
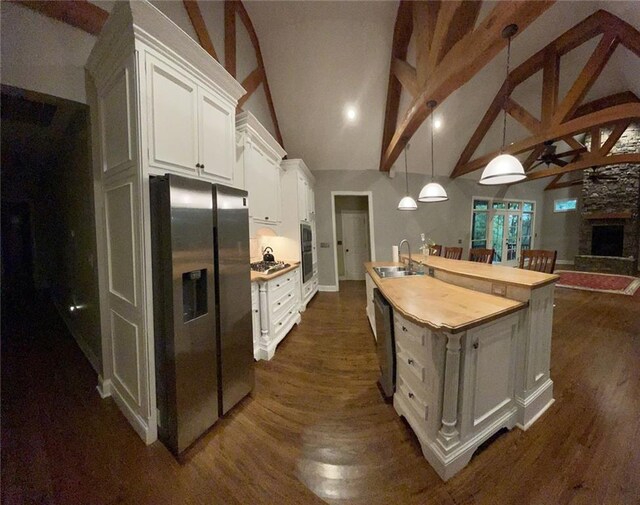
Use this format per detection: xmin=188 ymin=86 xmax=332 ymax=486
xmin=521 ymin=236 xmax=531 ymax=251
xmin=522 ymin=213 xmax=532 ymax=237
xmin=472 ymin=240 xmax=487 ymax=248
xmin=523 ymin=202 xmax=534 ymax=212
xmin=493 ymin=201 xmax=506 ymax=210
xmin=554 ymin=198 xmax=577 ymax=212
xmin=491 ymin=214 xmax=504 ymax=263
xmin=474 ymin=200 xmax=489 ymax=210
xmin=472 ymin=212 xmax=487 ymax=242
xmin=508 ymin=202 xmax=520 ymax=210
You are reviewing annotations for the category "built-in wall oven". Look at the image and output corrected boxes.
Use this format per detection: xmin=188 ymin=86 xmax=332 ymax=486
xmin=301 ymin=223 xmax=313 ymax=283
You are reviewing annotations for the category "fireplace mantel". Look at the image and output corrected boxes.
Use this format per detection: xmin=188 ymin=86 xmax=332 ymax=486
xmin=583 ymin=211 xmax=632 ymax=220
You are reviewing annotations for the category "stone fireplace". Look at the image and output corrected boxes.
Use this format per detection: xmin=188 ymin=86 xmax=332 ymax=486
xmin=575 ymin=123 xmax=640 ymax=276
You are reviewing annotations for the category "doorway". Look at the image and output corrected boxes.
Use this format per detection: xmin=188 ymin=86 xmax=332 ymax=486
xmin=331 ymin=192 xmax=375 ymax=288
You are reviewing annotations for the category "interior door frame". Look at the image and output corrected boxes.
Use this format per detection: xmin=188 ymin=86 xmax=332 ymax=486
xmin=331 ymin=191 xmax=376 ymax=291
xmin=341 ymin=210 xmax=370 ymax=280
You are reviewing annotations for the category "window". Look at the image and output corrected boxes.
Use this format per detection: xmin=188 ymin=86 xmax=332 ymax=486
xmin=470 ymin=198 xmax=536 ymax=265
xmin=554 ymin=198 xmax=578 ymax=212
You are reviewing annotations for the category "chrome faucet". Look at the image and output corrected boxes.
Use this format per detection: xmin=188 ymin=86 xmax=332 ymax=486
xmin=399 ymin=239 xmax=413 ymax=272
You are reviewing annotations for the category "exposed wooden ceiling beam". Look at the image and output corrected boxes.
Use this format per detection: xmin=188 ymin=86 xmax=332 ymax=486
xmin=414 ymin=1 xmax=440 ymax=87
xmin=525 ymin=153 xmax=640 ymax=181
xmin=454 ymin=103 xmax=640 ymax=176
xmin=450 ymin=9 xmax=640 ymax=179
xmin=183 ymin=1 xmax=218 ymax=61
xmin=504 ymin=98 xmax=542 ymax=134
xmin=380 ymin=0 xmax=554 ymax=172
xmin=599 ymin=120 xmax=631 ymax=155
xmin=237 ymin=67 xmax=264 ymax=110
xmin=523 ymin=146 xmax=546 ymax=172
xmin=572 ymin=91 xmax=640 ymax=119
xmin=380 ymin=1 xmax=413 ymax=168
xmin=392 ymin=59 xmax=418 ymax=98
xmin=233 ymin=1 xmax=284 ymax=148
xmin=224 ymin=1 xmax=236 ymax=78
xmin=551 ymin=32 xmax=619 ymax=124
xmin=12 ymin=0 xmax=108 ymax=36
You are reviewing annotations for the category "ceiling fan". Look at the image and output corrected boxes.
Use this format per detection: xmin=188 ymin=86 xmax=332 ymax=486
xmin=529 ymin=140 xmax=586 ymax=170
xmin=584 ymin=167 xmax=617 ymax=182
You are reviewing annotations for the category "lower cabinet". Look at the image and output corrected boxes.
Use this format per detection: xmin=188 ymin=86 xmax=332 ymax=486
xmin=365 ymin=272 xmax=376 ymax=339
xmin=253 ymin=266 xmax=302 ymax=360
xmin=393 ymin=311 xmax=519 ymax=481
xmin=251 ymin=282 xmax=260 ymax=360
xmin=301 ymin=265 xmax=319 ymax=309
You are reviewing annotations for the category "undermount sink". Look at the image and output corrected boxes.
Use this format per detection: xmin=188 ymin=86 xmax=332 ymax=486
xmin=373 ymin=266 xmax=424 ymax=278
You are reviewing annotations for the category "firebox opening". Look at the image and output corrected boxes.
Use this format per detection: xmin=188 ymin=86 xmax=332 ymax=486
xmin=591 ymin=225 xmax=624 ymax=257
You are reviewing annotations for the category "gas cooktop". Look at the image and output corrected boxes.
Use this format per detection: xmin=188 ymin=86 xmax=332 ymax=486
xmin=250 ymin=261 xmax=290 ymax=274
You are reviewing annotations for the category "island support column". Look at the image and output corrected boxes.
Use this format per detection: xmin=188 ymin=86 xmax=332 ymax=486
xmin=437 ymin=333 xmax=462 ymax=450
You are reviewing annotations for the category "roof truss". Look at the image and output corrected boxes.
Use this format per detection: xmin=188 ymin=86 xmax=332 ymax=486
xmin=379 ymin=0 xmax=554 ymax=172
xmin=450 ymin=10 xmax=640 ymax=188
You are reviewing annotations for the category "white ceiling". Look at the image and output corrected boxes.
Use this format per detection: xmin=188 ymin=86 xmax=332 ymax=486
xmin=245 ymin=1 xmax=640 ymax=181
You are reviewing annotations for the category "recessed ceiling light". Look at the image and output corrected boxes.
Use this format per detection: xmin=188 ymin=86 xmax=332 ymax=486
xmin=345 ymin=105 xmax=357 ymax=122
xmin=434 ymin=117 xmax=442 ymax=129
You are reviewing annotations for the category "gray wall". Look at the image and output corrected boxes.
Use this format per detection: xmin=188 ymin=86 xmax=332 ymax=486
xmin=541 ymin=185 xmax=581 ymax=263
xmin=314 ymin=171 xmax=548 ymax=287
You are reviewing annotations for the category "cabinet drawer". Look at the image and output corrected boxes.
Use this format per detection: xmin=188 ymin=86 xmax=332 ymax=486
xmin=397 ymin=378 xmax=428 ymax=422
xmin=394 ymin=315 xmax=427 ymax=348
xmin=273 ymin=288 xmax=298 ymax=319
xmin=273 ymin=305 xmax=298 ymax=338
xmin=397 ymin=343 xmax=426 ymax=385
xmin=268 ymin=271 xmax=297 ymax=296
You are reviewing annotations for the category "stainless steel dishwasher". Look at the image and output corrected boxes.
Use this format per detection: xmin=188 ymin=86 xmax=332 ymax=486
xmin=374 ymin=288 xmax=395 ymax=400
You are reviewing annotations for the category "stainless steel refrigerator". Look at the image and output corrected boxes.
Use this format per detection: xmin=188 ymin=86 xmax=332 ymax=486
xmin=151 ymin=174 xmax=254 ymax=456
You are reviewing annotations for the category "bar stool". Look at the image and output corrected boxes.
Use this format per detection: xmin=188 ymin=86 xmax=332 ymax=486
xmin=469 ymin=248 xmax=494 ymax=263
xmin=519 ymin=249 xmax=557 ymax=273
xmin=443 ymin=247 xmax=462 ymax=260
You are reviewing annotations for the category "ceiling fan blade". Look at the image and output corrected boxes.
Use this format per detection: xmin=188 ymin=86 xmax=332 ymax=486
xmin=553 ymin=159 xmax=568 ymax=167
xmin=556 ymin=148 xmax=586 ymax=158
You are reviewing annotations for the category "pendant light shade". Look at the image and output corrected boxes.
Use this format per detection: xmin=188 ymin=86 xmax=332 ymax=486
xmin=398 ymin=195 xmax=418 ymax=210
xmin=418 ymin=100 xmax=448 ymax=203
xmin=479 ymin=24 xmax=527 ymax=186
xmin=418 ymin=182 xmax=448 ymax=202
xmin=397 ymin=144 xmax=417 ymax=211
xmin=479 ymin=154 xmax=526 ymax=185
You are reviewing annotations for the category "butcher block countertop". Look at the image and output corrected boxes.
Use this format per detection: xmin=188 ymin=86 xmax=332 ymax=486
xmin=404 ymin=254 xmax=559 ymax=288
xmin=365 ymin=262 xmax=526 ymax=333
xmin=250 ymin=261 xmax=300 ymax=282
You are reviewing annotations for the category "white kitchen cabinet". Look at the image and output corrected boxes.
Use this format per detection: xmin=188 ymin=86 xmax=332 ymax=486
xmin=236 ymin=112 xmax=286 ymax=231
xmin=393 ymin=311 xmax=519 ymax=481
xmin=146 ymin=52 xmax=236 ymax=184
xmin=280 ymin=159 xmax=318 ymax=309
xmin=251 ymin=282 xmax=260 ymax=360
xmin=365 ymin=272 xmax=376 ymax=339
xmin=86 ymin=0 xmax=245 ymax=445
xmin=254 ymin=267 xmax=301 ymax=360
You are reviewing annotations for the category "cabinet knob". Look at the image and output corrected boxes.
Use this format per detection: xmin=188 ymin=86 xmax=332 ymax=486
xmin=473 ymin=341 xmax=479 ymax=349
xmin=265 ymin=217 xmax=269 ymax=220
xmin=201 ymin=164 xmax=205 ymax=169
xmin=277 ymin=302 xmax=281 ymax=306
xmin=276 ymin=284 xmax=280 ymax=287
xmin=402 ymin=326 xmax=407 ymax=332
xmin=196 ymin=163 xmax=202 ymax=168
xmin=407 ymin=358 xmax=414 ymax=365
xmin=408 ymin=392 xmax=414 ymax=399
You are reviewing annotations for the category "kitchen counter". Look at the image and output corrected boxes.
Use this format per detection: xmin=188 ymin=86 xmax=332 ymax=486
xmin=365 ymin=262 xmax=525 ymax=333
xmin=250 ymin=261 xmax=300 ymax=282
xmin=403 ymin=254 xmax=559 ymax=288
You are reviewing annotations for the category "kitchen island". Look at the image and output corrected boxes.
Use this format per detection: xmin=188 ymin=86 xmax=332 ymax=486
xmin=365 ymin=259 xmax=558 ymax=480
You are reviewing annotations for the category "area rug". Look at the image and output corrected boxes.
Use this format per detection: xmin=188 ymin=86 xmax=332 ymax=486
xmin=555 ymin=270 xmax=640 ymax=296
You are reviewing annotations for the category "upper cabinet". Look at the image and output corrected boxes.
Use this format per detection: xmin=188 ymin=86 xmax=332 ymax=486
xmin=236 ymin=112 xmax=286 ymax=229
xmin=282 ymin=159 xmax=315 ymax=225
xmin=145 ymin=52 xmax=235 ymax=184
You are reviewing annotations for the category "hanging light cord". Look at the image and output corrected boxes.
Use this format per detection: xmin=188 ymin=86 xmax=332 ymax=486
xmin=430 ymin=104 xmax=435 ymax=181
xmin=501 ymin=34 xmax=512 ymax=153
xmin=404 ymin=146 xmax=410 ymax=195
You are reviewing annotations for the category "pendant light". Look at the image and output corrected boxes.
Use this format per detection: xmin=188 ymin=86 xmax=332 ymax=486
xmin=479 ymin=24 xmax=526 ymax=185
xmin=418 ymin=100 xmax=448 ymax=202
xmin=397 ymin=144 xmax=418 ymax=211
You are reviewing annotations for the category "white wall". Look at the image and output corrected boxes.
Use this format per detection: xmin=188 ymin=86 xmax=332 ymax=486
xmin=315 ymin=170 xmax=548 ymax=287
xmin=541 ymin=186 xmax=582 ymax=264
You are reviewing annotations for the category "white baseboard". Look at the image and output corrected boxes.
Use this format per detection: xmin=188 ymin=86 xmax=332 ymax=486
xmin=52 ymin=298 xmax=101 ymax=374
xmin=97 ymin=376 xmax=112 ymax=398
xmin=318 ymin=285 xmax=338 ymax=292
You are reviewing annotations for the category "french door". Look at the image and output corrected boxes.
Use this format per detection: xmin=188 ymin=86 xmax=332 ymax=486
xmin=471 ymin=199 xmax=535 ymax=266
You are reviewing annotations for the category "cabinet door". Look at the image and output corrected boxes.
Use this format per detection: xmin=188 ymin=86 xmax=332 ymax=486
xmin=266 ymin=160 xmax=282 ymax=223
xmin=297 ymin=174 xmax=308 ymax=222
xmin=198 ymin=87 xmax=234 ymax=183
xmin=245 ymin=144 xmax=278 ymax=223
xmin=307 ymin=183 xmax=315 ymax=220
xmin=146 ymin=54 xmax=198 ymax=174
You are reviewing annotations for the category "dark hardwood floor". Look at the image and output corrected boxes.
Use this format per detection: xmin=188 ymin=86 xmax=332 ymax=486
xmin=2 ymin=281 xmax=639 ymax=504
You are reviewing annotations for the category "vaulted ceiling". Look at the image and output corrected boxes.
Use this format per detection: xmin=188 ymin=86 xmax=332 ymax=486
xmin=245 ymin=1 xmax=640 ymax=182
